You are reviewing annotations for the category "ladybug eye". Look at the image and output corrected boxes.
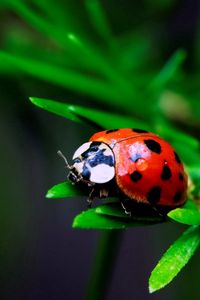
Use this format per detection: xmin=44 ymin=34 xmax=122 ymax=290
xmin=68 ymin=172 xmax=77 ymax=183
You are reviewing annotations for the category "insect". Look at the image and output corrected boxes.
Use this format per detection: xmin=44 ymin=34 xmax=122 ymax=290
xmin=58 ymin=128 xmax=188 ymax=214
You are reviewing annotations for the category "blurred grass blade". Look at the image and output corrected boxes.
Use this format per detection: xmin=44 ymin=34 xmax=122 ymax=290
xmin=33 ymin=0 xmax=68 ymax=27
xmin=8 ymin=0 xmax=133 ymax=96
xmin=149 ymin=225 xmax=200 ymax=293
xmin=188 ymin=166 xmax=200 ymax=182
xmin=155 ymin=121 xmax=199 ymax=151
xmin=188 ymin=166 xmax=200 ymax=199
xmin=30 ymin=97 xmax=151 ymax=129
xmin=0 ymin=52 xmax=123 ymax=102
xmin=150 ymin=49 xmax=186 ymax=90
xmin=172 ymin=141 xmax=200 ymax=166
xmin=46 ymin=182 xmax=84 ymax=198
xmin=168 ymin=208 xmax=200 ymax=225
xmin=85 ymin=0 xmax=115 ymax=48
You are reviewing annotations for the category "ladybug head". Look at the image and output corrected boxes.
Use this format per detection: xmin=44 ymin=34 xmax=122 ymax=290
xmin=58 ymin=141 xmax=115 ymax=186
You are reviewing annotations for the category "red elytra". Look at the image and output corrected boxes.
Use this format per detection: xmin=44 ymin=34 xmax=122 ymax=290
xmin=90 ymin=128 xmax=188 ymax=207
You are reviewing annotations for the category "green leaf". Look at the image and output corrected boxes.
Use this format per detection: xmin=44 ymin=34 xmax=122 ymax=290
xmin=46 ymin=182 xmax=83 ymax=198
xmin=73 ymin=205 xmax=163 ymax=230
xmin=73 ymin=208 xmax=127 ymax=229
xmin=183 ymin=199 xmax=198 ymax=211
xmin=30 ymin=97 xmax=150 ymax=130
xmin=96 ymin=202 xmax=163 ymax=223
xmin=30 ymin=97 xmax=81 ymax=123
xmin=149 ymin=225 xmax=200 ymax=293
xmin=168 ymin=208 xmax=200 ymax=225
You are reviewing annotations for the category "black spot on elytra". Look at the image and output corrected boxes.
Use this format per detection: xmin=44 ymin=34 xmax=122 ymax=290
xmin=179 ymin=173 xmax=184 ymax=181
xmin=144 ymin=139 xmax=161 ymax=154
xmin=106 ymin=129 xmax=119 ymax=134
xmin=132 ymin=128 xmax=148 ymax=133
xmin=174 ymin=151 xmax=181 ymax=164
xmin=173 ymin=191 xmax=182 ymax=202
xmin=147 ymin=186 xmax=161 ymax=204
xmin=161 ymin=165 xmax=172 ymax=180
xmin=130 ymin=171 xmax=142 ymax=182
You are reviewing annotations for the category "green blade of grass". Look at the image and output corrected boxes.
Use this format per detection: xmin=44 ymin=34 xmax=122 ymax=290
xmin=29 ymin=97 xmax=151 ymax=129
xmin=149 ymin=225 xmax=200 ymax=293
xmin=85 ymin=0 xmax=115 ymax=50
xmin=8 ymin=0 xmax=134 ymax=96
xmin=33 ymin=0 xmax=69 ymax=27
xmin=30 ymin=97 xmax=200 ymax=162
xmin=172 ymin=141 xmax=200 ymax=166
xmin=29 ymin=98 xmax=81 ymax=123
xmin=46 ymin=182 xmax=84 ymax=198
xmin=0 ymin=52 xmax=124 ymax=102
xmin=168 ymin=208 xmax=200 ymax=225
xmin=68 ymin=103 xmax=151 ymax=129
xmin=155 ymin=122 xmax=199 ymax=151
xmin=30 ymin=97 xmax=199 ymax=165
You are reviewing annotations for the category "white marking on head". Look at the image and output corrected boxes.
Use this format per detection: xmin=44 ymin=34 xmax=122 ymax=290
xmin=72 ymin=142 xmax=92 ymax=160
xmin=90 ymin=164 xmax=115 ymax=183
xmin=72 ymin=141 xmax=115 ymax=183
xmin=98 ymin=143 xmax=112 ymax=156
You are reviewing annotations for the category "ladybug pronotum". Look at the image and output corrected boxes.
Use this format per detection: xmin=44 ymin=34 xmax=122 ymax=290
xmin=58 ymin=128 xmax=188 ymax=213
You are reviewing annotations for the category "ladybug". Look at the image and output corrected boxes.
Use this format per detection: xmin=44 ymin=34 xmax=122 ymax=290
xmin=58 ymin=128 xmax=188 ymax=213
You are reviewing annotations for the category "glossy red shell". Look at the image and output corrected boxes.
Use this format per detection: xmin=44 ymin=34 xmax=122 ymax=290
xmin=90 ymin=128 xmax=188 ymax=207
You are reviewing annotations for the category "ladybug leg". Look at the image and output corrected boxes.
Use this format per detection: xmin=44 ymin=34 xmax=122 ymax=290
xmin=87 ymin=188 xmax=96 ymax=208
xmin=99 ymin=188 xmax=109 ymax=199
xmin=120 ymin=199 xmax=132 ymax=217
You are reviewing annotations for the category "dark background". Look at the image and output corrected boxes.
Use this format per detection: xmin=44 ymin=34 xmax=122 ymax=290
xmin=1 ymin=0 xmax=200 ymax=299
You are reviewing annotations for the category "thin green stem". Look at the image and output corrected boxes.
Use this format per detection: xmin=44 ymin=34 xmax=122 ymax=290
xmin=86 ymin=230 xmax=122 ymax=300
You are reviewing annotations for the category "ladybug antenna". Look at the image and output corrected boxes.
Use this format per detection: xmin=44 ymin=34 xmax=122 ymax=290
xmin=57 ymin=150 xmax=72 ymax=169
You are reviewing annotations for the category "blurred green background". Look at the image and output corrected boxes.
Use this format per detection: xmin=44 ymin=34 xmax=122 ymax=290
xmin=1 ymin=0 xmax=200 ymax=299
